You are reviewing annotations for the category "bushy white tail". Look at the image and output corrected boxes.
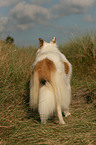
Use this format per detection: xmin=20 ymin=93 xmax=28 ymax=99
xmin=38 ymin=82 xmax=55 ymax=124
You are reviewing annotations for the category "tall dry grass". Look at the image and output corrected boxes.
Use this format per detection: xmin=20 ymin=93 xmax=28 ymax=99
xmin=0 ymin=41 xmax=36 ymax=126
xmin=60 ymin=33 xmax=96 ymax=86
xmin=0 ymin=33 xmax=96 ymax=144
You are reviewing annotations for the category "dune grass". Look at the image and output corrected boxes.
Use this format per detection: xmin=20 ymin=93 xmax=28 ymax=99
xmin=0 ymin=34 xmax=96 ymax=145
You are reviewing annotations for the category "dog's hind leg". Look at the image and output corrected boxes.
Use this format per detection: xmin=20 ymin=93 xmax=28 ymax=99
xmin=57 ymin=104 xmax=65 ymax=124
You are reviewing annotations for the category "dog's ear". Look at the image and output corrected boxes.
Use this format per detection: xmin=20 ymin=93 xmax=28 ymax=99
xmin=51 ymin=37 xmax=56 ymax=44
xmin=39 ymin=38 xmax=44 ymax=48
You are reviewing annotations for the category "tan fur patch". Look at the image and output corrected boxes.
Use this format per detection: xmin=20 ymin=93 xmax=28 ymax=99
xmin=64 ymin=62 xmax=69 ymax=74
xmin=34 ymin=58 xmax=56 ymax=83
xmin=39 ymin=38 xmax=44 ymax=48
xmin=52 ymin=37 xmax=56 ymax=43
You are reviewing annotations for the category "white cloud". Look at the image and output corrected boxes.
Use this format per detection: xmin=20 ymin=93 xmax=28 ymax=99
xmin=30 ymin=0 xmax=52 ymax=5
xmin=51 ymin=0 xmax=95 ymax=18
xmin=0 ymin=0 xmax=21 ymax=8
xmin=65 ymin=0 xmax=95 ymax=8
xmin=9 ymin=1 xmax=51 ymax=30
xmin=84 ymin=14 xmax=96 ymax=22
xmin=0 ymin=1 xmax=51 ymax=32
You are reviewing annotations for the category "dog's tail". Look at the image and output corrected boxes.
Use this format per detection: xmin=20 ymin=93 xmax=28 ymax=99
xmin=38 ymin=82 xmax=55 ymax=123
xmin=29 ymin=71 xmax=39 ymax=109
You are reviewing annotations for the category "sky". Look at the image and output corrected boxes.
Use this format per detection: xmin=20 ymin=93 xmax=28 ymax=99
xmin=0 ymin=0 xmax=96 ymax=46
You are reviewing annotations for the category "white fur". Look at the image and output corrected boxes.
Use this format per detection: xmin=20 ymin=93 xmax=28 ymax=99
xmin=38 ymin=82 xmax=55 ymax=124
xmin=30 ymin=39 xmax=72 ymax=124
xmin=29 ymin=72 xmax=39 ymax=109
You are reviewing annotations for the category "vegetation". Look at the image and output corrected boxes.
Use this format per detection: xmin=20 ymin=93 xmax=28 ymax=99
xmin=0 ymin=33 xmax=96 ymax=144
xmin=5 ymin=36 xmax=14 ymax=44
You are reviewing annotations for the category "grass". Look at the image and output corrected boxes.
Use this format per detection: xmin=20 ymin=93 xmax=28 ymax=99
xmin=0 ymin=33 xmax=96 ymax=145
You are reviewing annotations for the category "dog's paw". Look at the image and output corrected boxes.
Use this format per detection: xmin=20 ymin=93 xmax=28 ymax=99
xmin=65 ymin=112 xmax=71 ymax=117
xmin=41 ymin=120 xmax=46 ymax=124
xmin=59 ymin=120 xmax=66 ymax=124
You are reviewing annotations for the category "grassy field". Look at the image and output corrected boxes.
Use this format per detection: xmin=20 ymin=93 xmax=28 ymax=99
xmin=0 ymin=34 xmax=96 ymax=145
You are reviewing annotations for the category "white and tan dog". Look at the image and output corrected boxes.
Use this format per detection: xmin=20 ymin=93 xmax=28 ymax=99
xmin=29 ymin=37 xmax=72 ymax=124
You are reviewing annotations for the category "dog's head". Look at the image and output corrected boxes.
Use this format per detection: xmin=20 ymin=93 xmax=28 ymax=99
xmin=37 ymin=37 xmax=57 ymax=55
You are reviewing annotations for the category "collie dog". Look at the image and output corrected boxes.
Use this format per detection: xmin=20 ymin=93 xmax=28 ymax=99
xmin=29 ymin=37 xmax=72 ymax=124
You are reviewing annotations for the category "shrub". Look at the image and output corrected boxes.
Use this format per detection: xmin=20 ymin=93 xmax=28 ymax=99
xmin=5 ymin=36 xmax=14 ymax=44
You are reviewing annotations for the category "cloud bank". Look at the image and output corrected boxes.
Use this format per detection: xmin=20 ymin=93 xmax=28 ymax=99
xmin=0 ymin=0 xmax=96 ymax=32
xmin=0 ymin=0 xmax=21 ymax=8
xmin=51 ymin=0 xmax=95 ymax=17
xmin=9 ymin=2 xmax=50 ymax=30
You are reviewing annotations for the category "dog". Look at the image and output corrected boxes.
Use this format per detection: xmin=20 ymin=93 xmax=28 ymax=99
xmin=29 ymin=37 xmax=72 ymax=124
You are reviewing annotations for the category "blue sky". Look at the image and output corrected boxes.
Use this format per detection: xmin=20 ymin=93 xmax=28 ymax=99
xmin=0 ymin=0 xmax=96 ymax=46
